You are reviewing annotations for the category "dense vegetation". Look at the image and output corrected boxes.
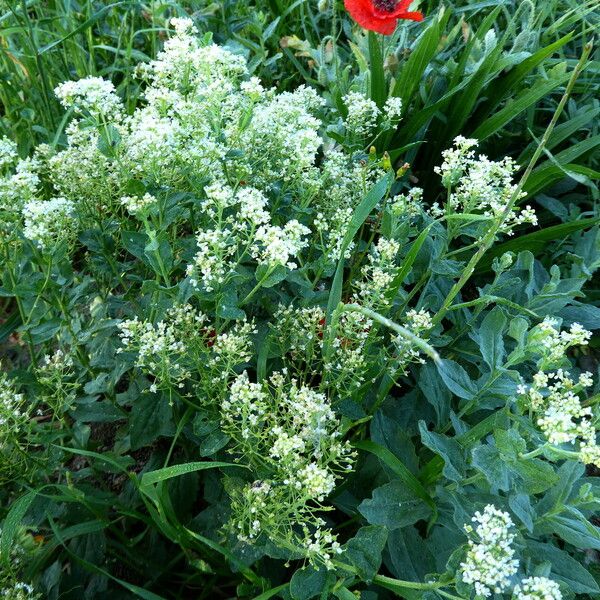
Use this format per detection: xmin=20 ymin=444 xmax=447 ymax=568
xmin=0 ymin=1 xmax=598 ymax=599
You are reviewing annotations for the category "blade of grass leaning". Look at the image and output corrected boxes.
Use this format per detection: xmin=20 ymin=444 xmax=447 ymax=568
xmin=385 ymin=222 xmax=434 ymax=304
xmin=391 ymin=8 xmax=450 ymax=106
xmin=140 ymin=461 xmax=243 ymax=488
xmin=524 ymin=164 xmax=600 ymax=196
xmin=431 ymin=41 xmax=593 ymax=327
xmin=48 ymin=518 xmax=167 ymax=600
xmin=473 ymin=32 xmax=574 ymax=120
xmin=475 ymin=217 xmax=600 ymax=272
xmin=517 ymin=106 xmax=600 ymax=164
xmin=0 ymin=310 xmax=21 ymax=343
xmin=0 ymin=491 xmax=37 ymax=563
xmin=368 ymin=31 xmax=386 ymax=108
xmin=472 ymin=70 xmax=572 ymax=140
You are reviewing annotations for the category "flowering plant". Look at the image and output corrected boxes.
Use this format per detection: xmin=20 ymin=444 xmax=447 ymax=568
xmin=0 ymin=7 xmax=598 ymax=600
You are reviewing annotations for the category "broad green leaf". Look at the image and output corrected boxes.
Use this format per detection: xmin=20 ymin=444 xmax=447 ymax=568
xmin=419 ymin=422 xmax=467 ymax=482
xmin=359 ymin=480 xmax=431 ymax=529
xmin=353 ymin=440 xmax=435 ymax=512
xmin=476 ymin=307 xmax=506 ymax=370
xmin=290 ymin=566 xmax=329 ymax=600
xmin=436 ymin=359 xmax=477 ymax=399
xmin=343 ymin=525 xmax=387 ymax=583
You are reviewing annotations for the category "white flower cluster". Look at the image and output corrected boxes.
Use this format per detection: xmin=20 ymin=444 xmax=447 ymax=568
xmin=55 ymin=76 xmax=123 ymax=118
xmin=272 ymin=304 xmax=379 ymax=394
xmin=342 ymin=92 xmax=403 ymax=137
xmin=393 ymin=309 xmax=434 ymax=368
xmin=22 ymin=197 xmax=75 ymax=250
xmin=186 ymin=183 xmax=310 ymax=292
xmin=434 ymin=137 xmax=536 ymax=234
xmin=314 ymin=149 xmax=385 ymax=260
xmin=528 ymin=318 xmax=591 ymax=369
xmin=518 ymin=369 xmax=599 ymax=467
xmin=460 ymin=505 xmax=519 ymax=597
xmin=343 ymin=91 xmax=380 ymax=137
xmin=121 ymin=193 xmax=157 ymax=216
xmin=223 ymin=371 xmax=354 ymax=567
xmin=513 ymin=577 xmax=562 ymax=600
xmin=0 ymin=136 xmax=18 ymax=171
xmin=118 ymin=305 xmax=254 ymax=391
xmin=356 ymin=237 xmax=400 ymax=307
xmin=0 ymin=158 xmax=40 ymax=237
xmin=390 ymin=187 xmax=424 ymax=219
xmin=0 ymin=371 xmax=27 ymax=448
xmin=0 ymin=582 xmax=38 ymax=600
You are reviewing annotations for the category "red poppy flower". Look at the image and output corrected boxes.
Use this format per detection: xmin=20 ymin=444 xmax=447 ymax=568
xmin=344 ymin=0 xmax=424 ymax=35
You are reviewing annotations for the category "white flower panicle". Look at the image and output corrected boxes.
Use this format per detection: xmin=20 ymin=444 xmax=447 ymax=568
xmin=343 ymin=91 xmax=380 ymax=136
xmin=186 ymin=182 xmax=310 ymax=291
xmin=356 ymin=236 xmax=400 ymax=307
xmin=434 ymin=137 xmax=536 ymax=234
xmin=22 ymin=197 xmax=75 ymax=249
xmin=518 ymin=369 xmax=599 ymax=467
xmin=224 ymin=371 xmax=354 ymax=567
xmin=460 ymin=505 xmax=519 ymax=597
xmin=55 ymin=77 xmax=123 ymax=118
xmin=121 ymin=193 xmax=158 ymax=216
xmin=0 ymin=136 xmax=18 ymax=170
xmin=513 ymin=577 xmax=562 ymax=600
xmin=0 ymin=582 xmax=38 ymax=600
xmin=528 ymin=318 xmax=591 ymax=368
xmin=118 ymin=305 xmax=254 ymax=391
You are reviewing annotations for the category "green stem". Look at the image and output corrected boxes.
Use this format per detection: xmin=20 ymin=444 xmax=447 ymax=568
xmin=241 ymin=265 xmax=275 ymax=306
xmin=341 ymin=303 xmax=441 ymax=364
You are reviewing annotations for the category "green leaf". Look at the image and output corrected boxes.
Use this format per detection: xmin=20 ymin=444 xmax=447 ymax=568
xmin=386 ymin=527 xmax=435 ymax=584
xmin=392 ymin=9 xmax=450 ymax=106
xmin=436 ymin=359 xmax=477 ymax=400
xmin=129 ymin=393 xmax=175 ymax=450
xmin=419 ymin=423 xmax=467 ymax=482
xmin=359 ymin=481 xmax=431 ymax=529
xmin=472 ymin=445 xmax=510 ymax=491
xmin=526 ymin=542 xmax=599 ymax=594
xmin=474 ymin=32 xmax=574 ymax=122
xmin=343 ymin=525 xmax=387 ymax=583
xmin=385 ymin=223 xmax=434 ymax=304
xmin=49 ymin=518 xmax=166 ymax=600
xmin=476 ymin=218 xmax=600 ymax=272
xmin=290 ymin=566 xmax=329 ymax=600
xmin=544 ymin=511 xmax=600 ymax=550
xmin=0 ymin=311 xmax=20 ymax=343
xmin=368 ymin=31 xmax=385 ymax=108
xmin=352 ymin=440 xmax=436 ymax=512
xmin=472 ymin=71 xmax=572 ymax=140
xmin=140 ymin=461 xmax=241 ymax=488
xmin=476 ymin=307 xmax=506 ymax=370
xmin=1 ymin=491 xmax=36 ymax=564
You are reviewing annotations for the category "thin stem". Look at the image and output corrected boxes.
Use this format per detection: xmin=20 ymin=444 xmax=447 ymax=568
xmin=341 ymin=303 xmax=441 ymax=364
